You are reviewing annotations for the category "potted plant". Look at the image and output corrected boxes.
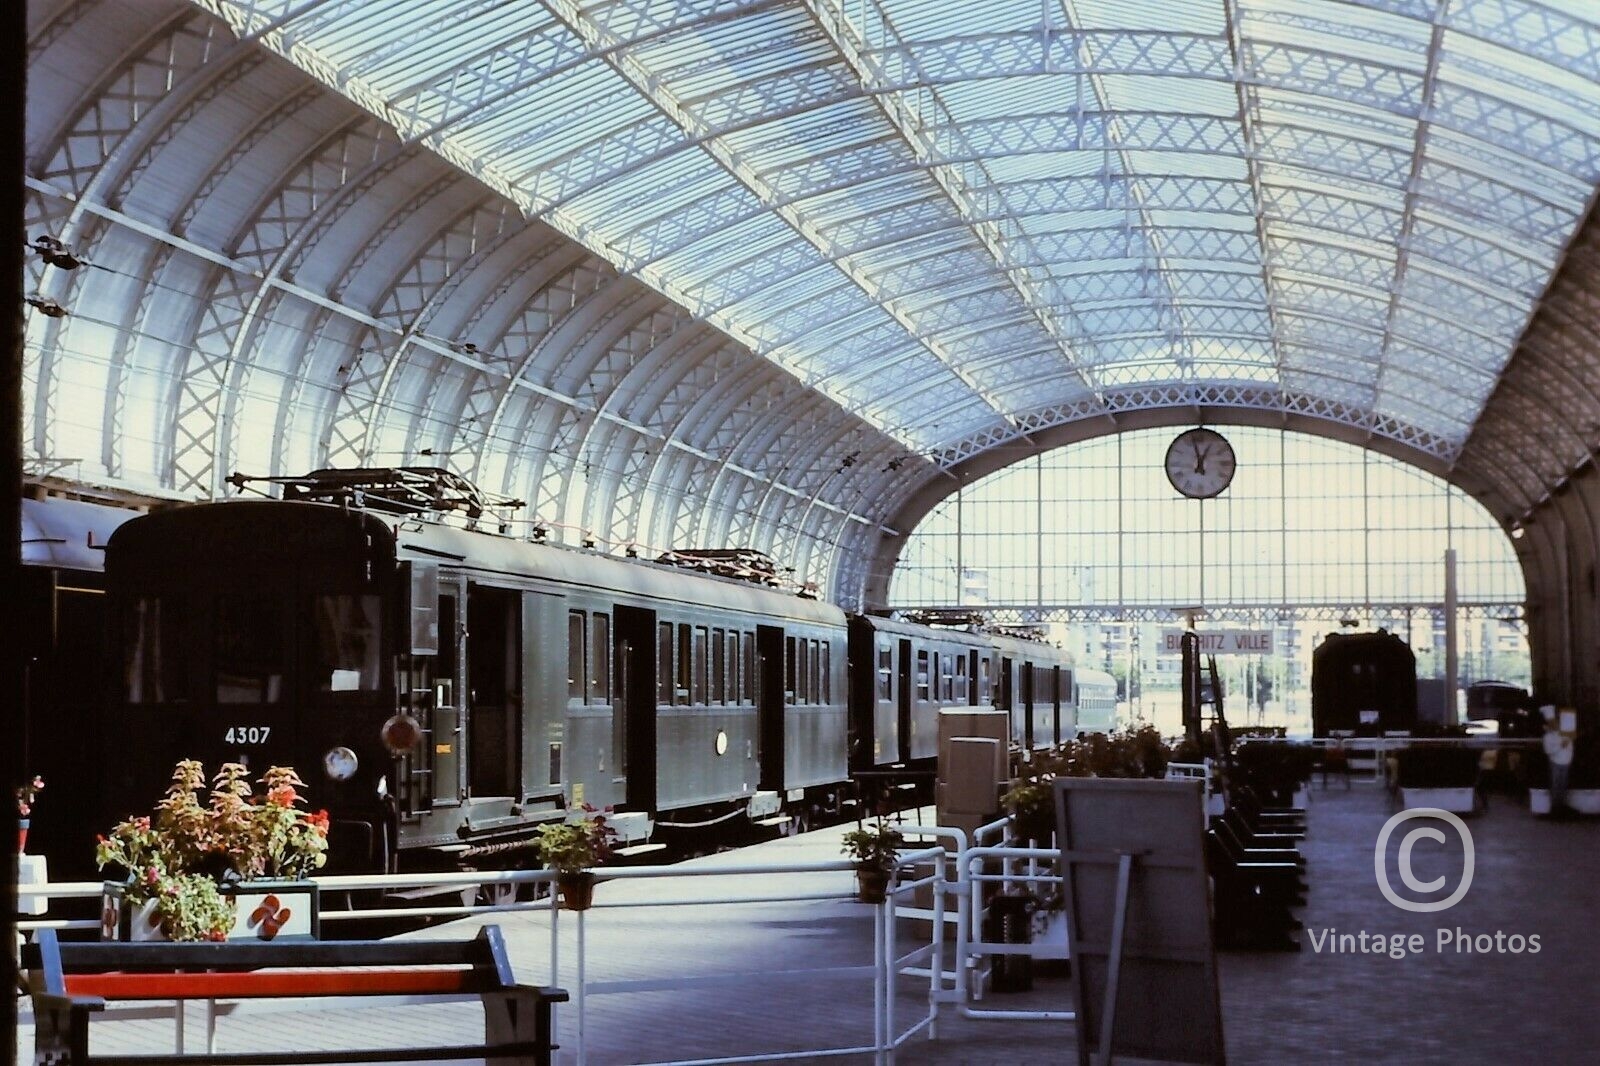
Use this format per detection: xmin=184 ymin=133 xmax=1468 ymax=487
xmin=1000 ymin=776 xmax=1055 ymax=844
xmin=535 ymin=804 xmax=619 ymax=911
xmin=840 ymin=816 xmax=904 ymax=903
xmin=95 ymin=760 xmax=330 ymax=941
xmin=15 ymin=774 xmax=42 ymax=853
xmin=1395 ymin=747 xmax=1480 ymax=813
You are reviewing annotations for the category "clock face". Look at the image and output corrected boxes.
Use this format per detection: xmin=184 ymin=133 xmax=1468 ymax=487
xmin=1164 ymin=428 xmax=1236 ymax=499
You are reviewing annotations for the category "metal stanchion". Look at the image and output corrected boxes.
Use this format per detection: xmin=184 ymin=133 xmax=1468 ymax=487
xmin=576 ymin=908 xmax=587 ymax=1066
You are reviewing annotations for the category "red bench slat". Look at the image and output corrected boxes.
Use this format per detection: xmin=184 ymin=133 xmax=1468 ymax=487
xmin=64 ymin=969 xmax=473 ymax=1000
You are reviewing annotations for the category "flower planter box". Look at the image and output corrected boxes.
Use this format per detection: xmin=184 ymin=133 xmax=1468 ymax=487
xmin=1529 ymin=789 xmax=1600 ymax=815
xmin=1399 ymin=787 xmax=1476 ymax=814
xmin=101 ymin=880 xmax=320 ymax=942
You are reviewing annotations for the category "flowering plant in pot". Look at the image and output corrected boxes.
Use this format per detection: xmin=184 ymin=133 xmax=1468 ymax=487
xmin=15 ymin=774 xmax=43 ymax=853
xmin=95 ymin=760 xmax=330 ymax=941
xmin=840 ymin=816 xmax=904 ymax=903
xmin=535 ymin=804 xmax=619 ymax=911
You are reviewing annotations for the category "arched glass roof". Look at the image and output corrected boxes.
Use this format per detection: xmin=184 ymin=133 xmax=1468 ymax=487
xmin=189 ymin=0 xmax=1600 ymax=462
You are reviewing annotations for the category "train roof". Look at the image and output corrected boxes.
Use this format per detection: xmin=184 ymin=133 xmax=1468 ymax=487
xmin=397 ymin=517 xmax=847 ymax=627
xmin=856 ymin=614 xmax=985 ymax=641
xmin=22 ymin=495 xmax=144 ymax=571
xmin=860 ymin=615 xmax=1073 ymax=665
xmin=1073 ymin=666 xmax=1117 ymax=687
xmin=986 ymin=629 xmax=1072 ymax=662
xmin=114 ymin=498 xmax=847 ymax=628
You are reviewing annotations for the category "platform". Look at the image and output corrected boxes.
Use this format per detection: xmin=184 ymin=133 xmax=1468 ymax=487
xmin=16 ymin=790 xmax=1600 ymax=1064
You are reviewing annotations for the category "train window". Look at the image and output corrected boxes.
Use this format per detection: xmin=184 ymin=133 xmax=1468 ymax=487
xmin=592 ymin=614 xmax=610 ymax=703
xmin=785 ymin=636 xmax=797 ymax=704
xmin=711 ymin=628 xmax=725 ymax=703
xmin=916 ymin=649 xmax=930 ymax=701
xmin=954 ymin=655 xmax=968 ymax=703
xmin=941 ymin=654 xmax=954 ymax=702
xmin=568 ymin=611 xmax=586 ymax=703
xmin=312 ymin=595 xmax=381 ymax=693
xmin=123 ymin=596 xmax=184 ymax=704
xmin=677 ymin=623 xmax=692 ymax=705
xmin=876 ymin=644 xmax=891 ymax=702
xmin=693 ymin=626 xmax=708 ymax=704
xmin=820 ymin=642 xmax=831 ymax=704
xmin=657 ymin=622 xmax=673 ymax=705
xmin=742 ymin=631 xmax=755 ymax=704
xmin=214 ymin=595 xmax=284 ymax=703
xmin=978 ymin=658 xmax=991 ymax=704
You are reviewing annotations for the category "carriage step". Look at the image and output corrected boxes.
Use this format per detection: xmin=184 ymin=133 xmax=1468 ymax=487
xmin=614 ymin=842 xmax=669 ymax=858
xmin=754 ymin=815 xmax=792 ymax=828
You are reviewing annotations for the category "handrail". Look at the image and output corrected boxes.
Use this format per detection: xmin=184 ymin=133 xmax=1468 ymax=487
xmin=17 ymin=848 xmax=951 ymax=1066
xmin=1239 ymin=736 xmax=1540 ymax=748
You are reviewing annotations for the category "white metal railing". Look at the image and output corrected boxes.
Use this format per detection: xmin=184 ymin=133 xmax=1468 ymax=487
xmin=14 ymin=852 xmax=953 ymax=1066
xmin=16 ymin=822 xmax=1121 ymax=1061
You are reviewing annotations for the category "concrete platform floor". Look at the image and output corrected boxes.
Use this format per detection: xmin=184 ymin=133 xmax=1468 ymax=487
xmin=15 ymin=785 xmax=1599 ymax=1064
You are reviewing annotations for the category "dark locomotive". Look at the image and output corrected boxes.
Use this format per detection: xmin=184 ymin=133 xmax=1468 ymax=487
xmin=92 ymin=468 xmax=1089 ymax=876
xmin=1310 ymin=629 xmax=1418 ymax=736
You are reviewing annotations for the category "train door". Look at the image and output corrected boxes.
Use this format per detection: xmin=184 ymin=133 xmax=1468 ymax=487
xmin=757 ymin=625 xmax=785 ymax=789
xmin=969 ymin=650 xmax=980 ymax=706
xmin=999 ymin=656 xmax=1015 ymax=744
xmin=1061 ymin=667 xmax=1076 ymax=737
xmin=430 ymin=578 xmax=465 ymax=806
xmin=1051 ymin=666 xmax=1062 ymax=746
xmin=896 ymin=639 xmax=912 ymax=763
xmin=1021 ymin=663 xmax=1034 ymax=748
xmin=466 ymin=585 xmax=521 ymax=798
xmin=616 ymin=606 xmax=656 ymax=811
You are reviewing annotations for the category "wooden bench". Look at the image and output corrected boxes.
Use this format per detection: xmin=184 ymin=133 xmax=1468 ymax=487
xmin=22 ymin=925 xmax=566 ymax=1065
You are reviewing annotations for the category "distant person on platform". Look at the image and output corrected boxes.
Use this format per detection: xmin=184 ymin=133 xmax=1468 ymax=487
xmin=1541 ymin=705 xmax=1576 ymax=816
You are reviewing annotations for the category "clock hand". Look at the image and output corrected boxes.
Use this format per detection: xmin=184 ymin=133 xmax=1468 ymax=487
xmin=1193 ymin=444 xmax=1208 ymax=474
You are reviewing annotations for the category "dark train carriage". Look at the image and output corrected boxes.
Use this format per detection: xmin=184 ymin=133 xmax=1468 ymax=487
xmin=20 ymin=495 xmax=144 ymax=876
xmin=104 ymin=491 xmax=851 ymax=872
xmin=1311 ymin=629 xmax=1418 ymax=736
xmin=847 ymin=616 xmax=994 ymax=770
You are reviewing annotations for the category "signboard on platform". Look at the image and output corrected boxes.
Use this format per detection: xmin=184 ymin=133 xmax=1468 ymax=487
xmin=1054 ymin=777 xmax=1225 ymax=1066
xmin=1159 ymin=628 xmax=1274 ymax=655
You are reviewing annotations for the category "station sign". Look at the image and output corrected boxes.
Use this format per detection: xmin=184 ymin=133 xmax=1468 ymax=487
xmin=1158 ymin=628 xmax=1274 ymax=655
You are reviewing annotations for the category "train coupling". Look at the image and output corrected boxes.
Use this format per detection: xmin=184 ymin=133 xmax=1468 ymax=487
xmin=746 ymin=790 xmax=781 ymax=820
xmin=607 ymin=810 xmax=653 ymax=845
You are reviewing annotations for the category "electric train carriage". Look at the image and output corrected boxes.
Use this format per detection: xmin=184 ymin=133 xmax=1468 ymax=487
xmin=845 ymin=617 xmax=1075 ymax=781
xmin=1071 ymin=667 xmax=1119 ymax=736
xmin=99 ymin=468 xmax=1078 ymax=876
xmin=103 ymin=491 xmax=854 ymax=875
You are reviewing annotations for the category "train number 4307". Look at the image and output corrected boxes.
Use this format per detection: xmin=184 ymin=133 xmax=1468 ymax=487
xmin=225 ymin=726 xmax=272 ymax=744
